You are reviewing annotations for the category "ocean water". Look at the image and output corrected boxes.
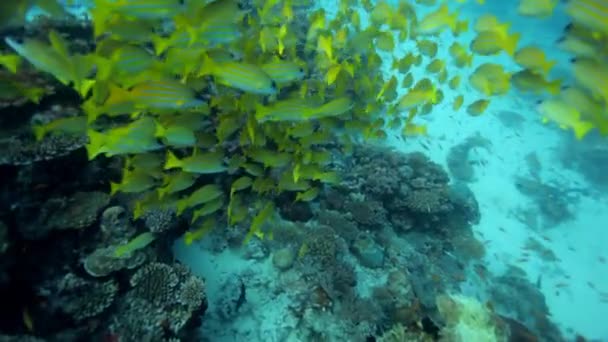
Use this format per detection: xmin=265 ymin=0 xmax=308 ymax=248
xmin=173 ymin=1 xmax=608 ymax=341
xmin=1 ymin=0 xmax=607 ymax=341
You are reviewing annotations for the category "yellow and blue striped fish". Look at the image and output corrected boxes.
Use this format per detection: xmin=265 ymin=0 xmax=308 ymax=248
xmin=200 ymin=58 xmax=277 ymax=95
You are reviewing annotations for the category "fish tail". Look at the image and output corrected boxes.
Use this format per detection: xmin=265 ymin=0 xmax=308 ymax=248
xmin=0 ymin=54 xmax=20 ymax=73
xmin=573 ymin=121 xmax=594 ymax=140
xmin=545 ymin=60 xmax=557 ymax=76
xmin=152 ymin=35 xmax=171 ymax=56
xmin=547 ymin=79 xmax=562 ymax=95
xmin=184 ymin=231 xmax=194 ymax=245
xmin=164 ymin=150 xmax=182 ymax=170
xmin=32 ymin=125 xmax=46 ymax=141
xmin=504 ymin=32 xmax=521 ymax=56
xmin=110 ymin=182 xmax=120 ymax=196
xmin=198 ymin=53 xmax=215 ymax=77
xmin=154 ymin=120 xmax=166 ymax=138
xmin=454 ymin=19 xmax=468 ymax=36
xmin=176 ymin=199 xmax=188 ymax=216
xmin=466 ymin=53 xmax=473 ymax=67
xmin=86 ymin=129 xmax=106 ymax=160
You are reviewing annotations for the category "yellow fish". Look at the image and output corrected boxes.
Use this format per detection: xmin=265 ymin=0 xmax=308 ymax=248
xmin=398 ymin=87 xmax=438 ymax=110
xmin=449 ymin=42 xmax=473 ymax=67
xmin=469 ymin=63 xmax=511 ymax=96
xmin=517 ymin=0 xmax=557 ymax=17
xmin=164 ymin=150 xmax=227 ymax=174
xmin=453 ymin=94 xmax=464 ymax=111
xmin=571 ymin=58 xmax=608 ymax=103
xmin=565 ymin=0 xmax=608 ymax=36
xmin=536 ymin=99 xmax=594 ymax=139
xmin=514 ymin=46 xmax=556 ymax=76
xmin=417 ymin=4 xmax=465 ymax=36
xmin=467 ymin=99 xmax=490 ymax=116
xmin=199 ymin=57 xmax=277 ymax=95
xmin=511 ymin=69 xmax=561 ymax=95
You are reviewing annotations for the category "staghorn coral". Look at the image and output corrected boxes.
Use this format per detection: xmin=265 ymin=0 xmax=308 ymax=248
xmin=130 ymin=262 xmax=179 ymax=308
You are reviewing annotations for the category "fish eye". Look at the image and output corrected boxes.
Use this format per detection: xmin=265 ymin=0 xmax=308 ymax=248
xmin=271 ymin=81 xmax=277 ymax=89
xmin=535 ymin=100 xmax=543 ymax=105
xmin=569 ymin=57 xmax=577 ymax=63
xmin=299 ymin=67 xmax=305 ymax=73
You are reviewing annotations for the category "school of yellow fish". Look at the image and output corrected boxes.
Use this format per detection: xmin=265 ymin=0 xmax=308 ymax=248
xmin=0 ymin=0 xmax=607 ymax=245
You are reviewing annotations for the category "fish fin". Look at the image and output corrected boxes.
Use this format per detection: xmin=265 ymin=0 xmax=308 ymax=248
xmin=547 ymin=79 xmax=562 ymax=95
xmin=503 ymin=32 xmax=521 ymax=56
xmin=573 ymin=121 xmax=594 ymax=140
xmin=164 ymin=150 xmax=182 ymax=170
xmin=110 ymin=182 xmax=120 ymax=196
xmin=152 ymin=35 xmax=171 ymax=56
xmin=32 ymin=125 xmax=46 ymax=141
xmin=86 ymin=129 xmax=106 ymax=160
xmin=198 ymin=53 xmax=216 ymax=76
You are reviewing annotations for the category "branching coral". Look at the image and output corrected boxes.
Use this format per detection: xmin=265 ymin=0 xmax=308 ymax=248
xmin=130 ymin=262 xmax=179 ymax=307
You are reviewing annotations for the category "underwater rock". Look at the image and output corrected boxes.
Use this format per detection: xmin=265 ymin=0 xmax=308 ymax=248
xmin=316 ymin=209 xmax=359 ymax=244
xmin=489 ymin=270 xmax=563 ymax=341
xmin=376 ymin=324 xmax=434 ymax=342
xmin=446 ymin=133 xmax=492 ymax=182
xmin=50 ymin=273 xmax=117 ymax=321
xmin=514 ymin=176 xmax=576 ymax=227
xmin=19 ymin=190 xmax=110 ymax=239
xmin=447 ymin=182 xmax=481 ymax=225
xmin=0 ymin=221 xmax=9 ymax=254
xmin=44 ymin=191 xmax=110 ymax=230
xmin=277 ymin=197 xmax=314 ymax=222
xmin=243 ymin=236 xmax=269 ymax=260
xmin=0 ymin=133 xmax=87 ymax=166
xmin=352 ymin=233 xmax=385 ymax=269
xmin=100 ymin=205 xmax=134 ymax=243
xmin=216 ymin=274 xmax=246 ymax=320
xmin=272 ymin=247 xmax=296 ymax=271
xmin=345 ymin=198 xmax=388 ymax=228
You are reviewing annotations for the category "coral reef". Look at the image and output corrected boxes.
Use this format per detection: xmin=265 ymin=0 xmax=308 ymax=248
xmin=446 ymin=133 xmax=492 ymax=182
xmin=43 ymin=273 xmax=118 ymax=321
xmin=435 ymin=293 xmax=508 ymax=342
xmin=326 ymin=145 xmax=479 ymax=234
xmin=559 ymin=133 xmax=608 ymax=190
xmin=513 ymin=176 xmax=580 ymax=227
